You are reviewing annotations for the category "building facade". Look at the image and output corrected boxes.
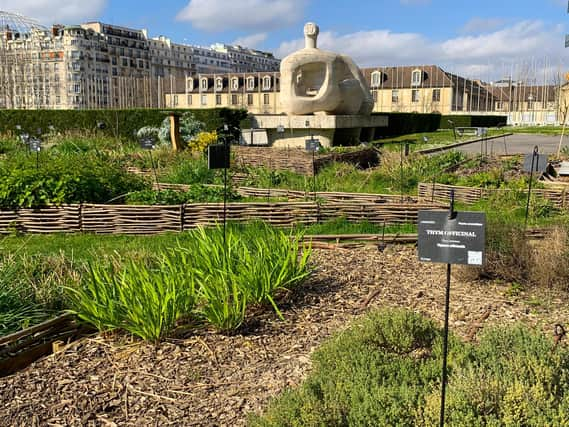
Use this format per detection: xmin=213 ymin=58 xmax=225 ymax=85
xmin=165 ymin=65 xmax=566 ymax=126
xmin=0 ymin=13 xmax=281 ymax=110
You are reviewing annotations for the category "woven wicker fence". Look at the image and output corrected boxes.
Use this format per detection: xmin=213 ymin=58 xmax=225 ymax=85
xmin=153 ymin=182 xmax=418 ymax=204
xmin=0 ymin=200 xmax=442 ymax=235
xmin=233 ymin=146 xmax=379 ymax=175
xmin=418 ymin=183 xmax=569 ymax=208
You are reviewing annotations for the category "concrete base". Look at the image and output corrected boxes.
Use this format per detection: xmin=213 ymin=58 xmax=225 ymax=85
xmin=243 ymin=114 xmax=388 ymax=148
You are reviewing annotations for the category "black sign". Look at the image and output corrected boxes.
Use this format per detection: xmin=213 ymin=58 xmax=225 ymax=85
xmin=418 ymin=210 xmax=486 ymax=266
xmin=523 ymin=153 xmax=548 ymax=173
xmin=208 ymin=144 xmax=230 ymax=169
xmin=29 ymin=138 xmax=41 ymax=152
xmin=305 ymin=138 xmax=319 ymax=152
xmin=140 ymin=137 xmax=156 ymax=150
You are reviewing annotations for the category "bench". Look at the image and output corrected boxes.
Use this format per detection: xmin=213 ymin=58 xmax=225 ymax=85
xmin=455 ymin=127 xmax=488 ymax=137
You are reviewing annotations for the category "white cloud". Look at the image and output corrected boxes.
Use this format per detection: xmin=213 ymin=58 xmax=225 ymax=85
xmin=0 ymin=0 xmax=107 ymax=24
xmin=176 ymin=0 xmax=307 ymax=32
xmin=275 ymin=20 xmax=566 ymax=81
xmin=232 ymin=32 xmax=268 ymax=48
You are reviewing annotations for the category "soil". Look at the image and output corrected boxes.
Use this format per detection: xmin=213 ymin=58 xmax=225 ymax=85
xmin=1 ymin=245 xmax=568 ymax=426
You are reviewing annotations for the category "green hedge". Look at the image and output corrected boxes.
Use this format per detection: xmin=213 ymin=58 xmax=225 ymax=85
xmin=373 ymin=112 xmax=441 ymax=138
xmin=440 ymin=114 xmax=507 ymax=129
xmin=0 ymin=108 xmax=249 ymax=140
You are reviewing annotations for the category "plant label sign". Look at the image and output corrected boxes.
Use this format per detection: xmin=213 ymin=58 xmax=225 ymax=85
xmin=523 ymin=154 xmax=548 ymax=173
xmin=140 ymin=138 xmax=156 ymax=150
xmin=418 ymin=210 xmax=486 ymax=266
xmin=305 ymin=139 xmax=319 ymax=152
xmin=208 ymin=143 xmax=230 ymax=169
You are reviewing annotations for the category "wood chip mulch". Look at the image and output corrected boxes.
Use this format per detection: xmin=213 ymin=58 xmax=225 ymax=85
xmin=1 ymin=246 xmax=568 ymax=426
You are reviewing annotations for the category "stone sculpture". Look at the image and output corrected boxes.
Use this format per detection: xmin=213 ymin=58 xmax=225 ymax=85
xmin=280 ymin=22 xmax=374 ymax=116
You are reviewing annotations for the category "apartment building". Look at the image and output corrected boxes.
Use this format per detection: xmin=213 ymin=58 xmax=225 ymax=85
xmin=0 ymin=11 xmax=281 ymax=110
xmin=210 ymin=43 xmax=280 ymax=73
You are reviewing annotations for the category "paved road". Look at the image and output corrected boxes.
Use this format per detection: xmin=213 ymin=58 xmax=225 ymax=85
xmin=456 ymin=133 xmax=568 ymax=156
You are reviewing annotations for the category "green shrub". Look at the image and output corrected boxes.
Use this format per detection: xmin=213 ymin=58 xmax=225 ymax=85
xmin=251 ymin=309 xmax=569 ymax=426
xmin=0 ymin=149 xmax=148 ymax=208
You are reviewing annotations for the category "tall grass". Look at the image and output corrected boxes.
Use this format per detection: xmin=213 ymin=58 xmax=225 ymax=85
xmin=67 ymin=223 xmax=312 ymax=340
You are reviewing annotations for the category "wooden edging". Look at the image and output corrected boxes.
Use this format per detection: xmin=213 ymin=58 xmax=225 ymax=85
xmin=0 ymin=313 xmax=93 ymax=378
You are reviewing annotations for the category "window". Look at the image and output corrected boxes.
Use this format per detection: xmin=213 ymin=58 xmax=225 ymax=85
xmin=74 ymin=84 xmax=81 ymax=93
xmin=372 ymin=91 xmax=378 ymax=102
xmin=187 ymin=95 xmax=192 ymax=105
xmin=201 ymin=94 xmax=208 ymax=105
xmin=370 ymin=71 xmax=381 ymax=88
xmin=231 ymin=78 xmax=239 ymax=90
xmin=262 ymin=76 xmax=271 ymax=90
xmin=215 ymin=77 xmax=223 ymax=90
xmin=432 ymin=89 xmax=441 ymax=103
xmin=231 ymin=94 xmax=238 ymax=105
xmin=411 ymin=69 xmax=422 ymax=86
xmin=201 ymin=78 xmax=208 ymax=90
xmin=496 ymin=101 xmax=503 ymax=110
xmin=247 ymin=77 xmax=255 ymax=90
xmin=412 ymin=89 xmax=420 ymax=103
xmin=173 ymin=95 xmax=178 ymax=106
xmin=247 ymin=94 xmax=254 ymax=105
xmin=391 ymin=90 xmax=399 ymax=103
xmin=263 ymin=93 xmax=270 ymax=105
xmin=216 ymin=94 xmax=222 ymax=105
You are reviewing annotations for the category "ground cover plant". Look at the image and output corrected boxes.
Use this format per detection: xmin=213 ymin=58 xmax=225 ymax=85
xmin=67 ymin=223 xmax=312 ymax=341
xmin=251 ymin=308 xmax=569 ymax=426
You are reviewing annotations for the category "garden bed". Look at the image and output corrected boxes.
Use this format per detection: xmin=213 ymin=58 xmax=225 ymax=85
xmin=1 ymin=246 xmax=566 ymax=425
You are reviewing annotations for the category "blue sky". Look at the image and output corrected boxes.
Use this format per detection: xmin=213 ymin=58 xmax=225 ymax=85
xmin=1 ymin=0 xmax=568 ymax=79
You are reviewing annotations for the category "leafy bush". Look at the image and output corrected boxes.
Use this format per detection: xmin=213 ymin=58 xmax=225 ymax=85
xmin=252 ymin=308 xmax=569 ymax=426
xmin=161 ymin=156 xmax=217 ymax=185
xmin=0 ymin=150 xmax=148 ymax=208
xmin=67 ymin=224 xmax=312 ymax=339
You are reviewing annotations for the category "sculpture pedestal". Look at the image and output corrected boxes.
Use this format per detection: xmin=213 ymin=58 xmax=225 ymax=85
xmin=243 ymin=114 xmax=388 ymax=148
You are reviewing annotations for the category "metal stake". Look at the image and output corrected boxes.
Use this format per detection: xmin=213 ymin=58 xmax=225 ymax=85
xmin=149 ymin=149 xmax=160 ymax=193
xmin=525 ymin=146 xmax=538 ymax=227
xmin=439 ymin=189 xmax=455 ymax=427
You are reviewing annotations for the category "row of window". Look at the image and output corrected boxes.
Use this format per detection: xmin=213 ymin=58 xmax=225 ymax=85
xmin=177 ymin=93 xmax=272 ymax=107
xmin=188 ymin=75 xmax=275 ymax=91
xmin=374 ymin=89 xmax=441 ymax=103
xmin=370 ymin=69 xmax=425 ymax=88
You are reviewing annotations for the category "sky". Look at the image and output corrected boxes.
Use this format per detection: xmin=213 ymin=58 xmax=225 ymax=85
xmin=1 ymin=0 xmax=569 ymax=81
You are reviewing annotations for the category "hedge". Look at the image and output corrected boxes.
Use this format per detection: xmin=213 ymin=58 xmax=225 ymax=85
xmin=0 ymin=108 xmax=249 ymax=141
xmin=373 ymin=112 xmax=441 ymax=138
xmin=439 ymin=114 xmax=507 ymax=129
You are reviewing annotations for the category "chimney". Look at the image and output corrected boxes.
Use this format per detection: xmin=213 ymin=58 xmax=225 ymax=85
xmin=5 ymin=30 xmax=12 ymax=41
